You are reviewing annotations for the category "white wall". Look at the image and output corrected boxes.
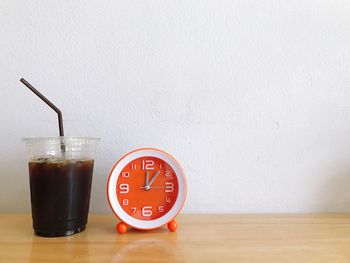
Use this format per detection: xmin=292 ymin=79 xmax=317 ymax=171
xmin=1 ymin=0 xmax=350 ymax=213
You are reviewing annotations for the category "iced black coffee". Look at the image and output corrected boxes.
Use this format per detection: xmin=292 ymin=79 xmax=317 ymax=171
xmin=29 ymin=157 xmax=94 ymax=237
xmin=20 ymin=79 xmax=99 ymax=237
xmin=23 ymin=137 xmax=99 ymax=237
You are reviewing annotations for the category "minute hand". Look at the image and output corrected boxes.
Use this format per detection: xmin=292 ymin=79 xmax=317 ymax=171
xmin=147 ymin=170 xmax=161 ymax=187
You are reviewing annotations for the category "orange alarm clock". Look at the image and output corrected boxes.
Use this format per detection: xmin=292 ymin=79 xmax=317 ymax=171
xmin=107 ymin=148 xmax=187 ymax=233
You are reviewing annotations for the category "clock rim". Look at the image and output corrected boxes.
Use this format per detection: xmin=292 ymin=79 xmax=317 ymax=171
xmin=107 ymin=148 xmax=187 ymax=230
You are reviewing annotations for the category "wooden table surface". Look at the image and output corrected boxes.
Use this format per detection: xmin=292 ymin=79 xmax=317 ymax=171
xmin=1 ymin=214 xmax=350 ymax=262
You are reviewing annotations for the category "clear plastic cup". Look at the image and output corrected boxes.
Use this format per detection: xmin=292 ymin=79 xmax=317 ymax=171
xmin=23 ymin=137 xmax=100 ymax=237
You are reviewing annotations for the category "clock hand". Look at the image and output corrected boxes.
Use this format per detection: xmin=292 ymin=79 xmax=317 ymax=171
xmin=139 ymin=186 xmax=164 ymax=189
xmin=147 ymin=170 xmax=161 ymax=188
xmin=145 ymin=171 xmax=149 ymax=187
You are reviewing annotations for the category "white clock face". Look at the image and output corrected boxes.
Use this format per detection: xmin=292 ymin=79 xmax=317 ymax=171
xmin=107 ymin=148 xmax=187 ymax=230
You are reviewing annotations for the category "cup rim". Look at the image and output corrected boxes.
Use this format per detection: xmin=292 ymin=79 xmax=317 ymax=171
xmin=22 ymin=137 xmax=101 ymax=145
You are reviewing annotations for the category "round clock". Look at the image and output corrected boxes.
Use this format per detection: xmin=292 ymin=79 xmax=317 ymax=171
xmin=107 ymin=148 xmax=187 ymax=233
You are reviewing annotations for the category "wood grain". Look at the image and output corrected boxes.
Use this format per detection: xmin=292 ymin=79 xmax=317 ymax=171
xmin=1 ymin=214 xmax=350 ymax=262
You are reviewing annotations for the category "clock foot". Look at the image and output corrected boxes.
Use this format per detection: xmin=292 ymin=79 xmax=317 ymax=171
xmin=116 ymin=222 xmax=128 ymax=234
xmin=167 ymin=219 xmax=177 ymax=232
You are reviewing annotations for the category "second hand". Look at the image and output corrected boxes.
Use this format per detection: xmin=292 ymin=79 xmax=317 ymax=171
xmin=139 ymin=186 xmax=164 ymax=189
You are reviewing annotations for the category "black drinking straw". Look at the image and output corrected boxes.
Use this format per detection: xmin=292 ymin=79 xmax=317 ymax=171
xmin=20 ymin=78 xmax=64 ymax=137
xmin=20 ymin=78 xmax=65 ymax=153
